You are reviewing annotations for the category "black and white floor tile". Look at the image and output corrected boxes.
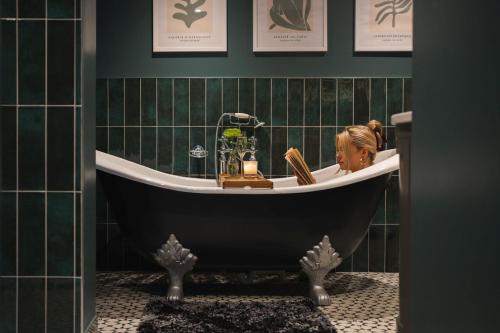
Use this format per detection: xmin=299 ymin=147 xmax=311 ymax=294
xmin=97 ymin=272 xmax=399 ymax=333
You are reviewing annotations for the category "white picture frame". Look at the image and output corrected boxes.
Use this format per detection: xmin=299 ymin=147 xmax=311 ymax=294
xmin=355 ymin=0 xmax=413 ymax=52
xmin=253 ymin=0 xmax=328 ymax=52
xmin=153 ymin=0 xmax=227 ymax=52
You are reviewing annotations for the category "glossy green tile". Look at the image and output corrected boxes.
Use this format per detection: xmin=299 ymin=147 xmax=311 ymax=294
xmin=124 ymin=127 xmax=140 ymax=163
xmin=386 ymin=225 xmax=399 ymax=272
xmin=19 ymin=0 xmax=45 ymax=17
xmin=75 ymin=107 xmax=81 ymax=190
xmin=75 ymin=279 xmax=81 ymax=331
xmin=369 ymin=225 xmax=385 ymax=272
xmin=387 ymin=78 xmax=403 ymax=118
xmin=305 ymin=79 xmax=320 ymax=126
xmin=18 ymin=278 xmax=45 ymax=333
xmin=109 ymin=127 xmax=124 ymax=158
xmin=336 ymin=255 xmax=352 ymax=272
xmin=0 ymin=278 xmax=16 ymax=333
xmin=206 ymin=126 xmax=216 ymax=177
xmin=353 ymin=233 xmax=369 ymax=272
xmin=0 ymin=193 xmax=16 ymax=275
xmin=125 ymin=79 xmax=140 ymax=126
xmin=255 ymin=126 xmax=270 ymax=177
xmin=96 ymin=79 xmax=108 ymax=126
xmin=288 ymin=79 xmax=303 ymax=126
xmin=190 ymin=78 xmax=205 ymax=126
xmin=372 ymin=197 xmax=386 ymax=225
xmin=287 ymin=127 xmax=303 ymax=175
xmin=141 ymin=78 xmax=156 ymax=126
xmin=47 ymin=278 xmax=74 ymax=333
xmin=206 ymin=79 xmax=222 ymax=126
xmin=304 ymin=127 xmax=320 ymax=171
xmin=19 ymin=107 xmax=44 ymax=190
xmin=141 ymin=127 xmax=157 ymax=169
xmin=75 ymin=22 xmax=81 ymax=104
xmin=48 ymin=0 xmax=74 ymax=18
xmin=75 ymin=0 xmax=81 ymax=18
xmin=95 ymin=177 xmax=107 ymax=224
xmin=47 ymin=107 xmax=74 ymax=190
xmin=238 ymin=78 xmax=254 ymax=116
xmin=173 ymin=127 xmax=189 ymax=176
xmin=370 ymin=78 xmax=387 ymax=126
xmin=271 ymin=127 xmax=287 ymax=176
xmin=386 ymin=176 xmax=400 ymax=224
xmin=1 ymin=107 xmax=16 ymax=190
xmin=157 ymin=78 xmax=173 ymax=126
xmin=47 ymin=21 xmax=74 ymax=105
xmin=190 ymin=127 xmax=206 ymax=177
xmin=19 ymin=193 xmax=45 ymax=276
xmin=1 ymin=0 xmax=16 ymax=17
xmin=158 ymin=127 xmax=173 ymax=173
xmin=320 ymin=127 xmax=336 ymax=169
xmin=107 ymin=224 xmax=124 ymax=270
xmin=354 ymin=79 xmax=369 ymax=124
xmin=404 ymin=78 xmax=412 ymax=112
xmin=222 ymin=78 xmax=238 ymax=114
xmin=108 ymin=79 xmax=124 ymax=126
xmin=255 ymin=79 xmax=271 ymax=126
xmin=75 ymin=194 xmax=81 ymax=276
xmin=19 ymin=21 xmax=45 ymax=104
xmin=272 ymin=79 xmax=287 ymax=126
xmin=174 ymin=78 xmax=189 ymax=126
xmin=47 ymin=193 xmax=74 ymax=276
xmin=1 ymin=21 xmax=16 ymax=104
xmin=321 ymin=79 xmax=336 ymax=126
xmin=337 ymin=79 xmax=353 ymax=126
xmin=96 ymin=127 xmax=108 ymax=153
xmin=386 ymin=126 xmax=395 ymax=150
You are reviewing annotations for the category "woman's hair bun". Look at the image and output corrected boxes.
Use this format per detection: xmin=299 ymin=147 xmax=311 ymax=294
xmin=367 ymin=120 xmax=386 ymax=151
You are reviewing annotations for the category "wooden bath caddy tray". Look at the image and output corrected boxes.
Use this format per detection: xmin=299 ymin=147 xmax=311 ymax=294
xmin=219 ymin=174 xmax=273 ymax=189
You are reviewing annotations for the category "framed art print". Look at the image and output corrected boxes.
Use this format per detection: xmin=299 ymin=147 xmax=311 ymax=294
xmin=253 ymin=0 xmax=328 ymax=52
xmin=153 ymin=0 xmax=227 ymax=52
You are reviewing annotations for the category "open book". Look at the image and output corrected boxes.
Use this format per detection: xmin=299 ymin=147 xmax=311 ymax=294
xmin=284 ymin=147 xmax=316 ymax=185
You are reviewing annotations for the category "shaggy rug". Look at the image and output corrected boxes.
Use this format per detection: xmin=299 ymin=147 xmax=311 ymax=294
xmin=137 ymin=297 xmax=336 ymax=333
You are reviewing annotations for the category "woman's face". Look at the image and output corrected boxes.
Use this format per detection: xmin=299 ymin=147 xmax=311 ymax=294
xmin=337 ymin=143 xmax=367 ymax=172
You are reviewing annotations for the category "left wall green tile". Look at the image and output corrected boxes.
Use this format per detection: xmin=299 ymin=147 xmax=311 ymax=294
xmin=1 ymin=107 xmax=16 ymax=190
xmin=0 ymin=193 xmax=16 ymax=275
xmin=19 ymin=107 xmax=45 ymax=190
xmin=47 ymin=193 xmax=74 ymax=276
xmin=0 ymin=278 xmax=16 ymax=333
xmin=1 ymin=21 xmax=16 ymax=104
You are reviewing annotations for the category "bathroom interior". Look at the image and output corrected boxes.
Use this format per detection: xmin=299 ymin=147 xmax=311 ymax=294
xmin=1 ymin=0 xmax=499 ymax=332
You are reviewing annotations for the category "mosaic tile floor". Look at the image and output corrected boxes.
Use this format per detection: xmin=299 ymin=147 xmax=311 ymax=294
xmin=97 ymin=271 xmax=399 ymax=333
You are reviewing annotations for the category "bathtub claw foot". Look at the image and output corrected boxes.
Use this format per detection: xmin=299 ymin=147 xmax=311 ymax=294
xmin=300 ymin=235 xmax=342 ymax=306
xmin=153 ymin=234 xmax=198 ymax=303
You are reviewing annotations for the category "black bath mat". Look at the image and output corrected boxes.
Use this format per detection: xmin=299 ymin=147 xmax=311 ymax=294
xmin=137 ymin=297 xmax=336 ymax=333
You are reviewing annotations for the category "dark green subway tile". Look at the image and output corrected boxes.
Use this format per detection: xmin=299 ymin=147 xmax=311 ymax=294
xmin=372 ymin=197 xmax=386 ymax=225
xmin=189 ymin=127 xmax=205 ymax=177
xmin=287 ymin=127 xmax=303 ymax=175
xmin=0 ymin=193 xmax=16 ymax=275
xmin=353 ymin=233 xmax=369 ymax=272
xmin=256 ymin=126 xmax=270 ymax=177
xmin=272 ymin=79 xmax=287 ymax=126
xmin=404 ymin=78 xmax=412 ymax=112
xmin=206 ymin=79 xmax=222 ymax=126
xmin=18 ymin=278 xmax=45 ymax=333
xmin=190 ymin=78 xmax=205 ymax=126
xmin=173 ymin=127 xmax=189 ymax=176
xmin=1 ymin=0 xmax=16 ymax=17
xmin=107 ymin=224 xmax=124 ymax=270
xmin=0 ymin=278 xmax=16 ymax=333
xmin=386 ymin=126 xmax=395 ymax=150
xmin=1 ymin=107 xmax=16 ymax=190
xmin=141 ymin=78 xmax=156 ymax=126
xmin=222 ymin=78 xmax=238 ymax=114
xmin=19 ymin=21 xmax=45 ymax=104
xmin=19 ymin=107 xmax=44 ymax=190
xmin=141 ymin=127 xmax=157 ymax=169
xmin=305 ymin=79 xmax=320 ymax=126
xmin=125 ymin=127 xmax=140 ymax=163
xmin=47 ymin=193 xmax=74 ymax=276
xmin=47 ymin=278 xmax=74 ymax=333
xmin=125 ymin=79 xmax=140 ymax=126
xmin=255 ymin=79 xmax=271 ymax=126
xmin=369 ymin=225 xmax=385 ymax=272
xmin=48 ymin=0 xmax=74 ymax=18
xmin=95 ymin=178 xmax=107 ymax=224
xmin=354 ymin=79 xmax=370 ymax=125
xmin=304 ymin=127 xmax=320 ymax=172
xmin=47 ymin=21 xmax=74 ymax=105
xmin=18 ymin=193 xmax=45 ymax=276
xmin=96 ymin=79 xmax=108 ymax=126
xmin=271 ymin=127 xmax=287 ymax=176
xmin=96 ymin=224 xmax=107 ymax=271
xmin=1 ymin=21 xmax=16 ymax=104
xmin=108 ymin=79 xmax=124 ymax=126
xmin=96 ymin=127 xmax=108 ymax=153
xmin=47 ymin=107 xmax=74 ymax=190
xmin=206 ymin=127 xmax=216 ymax=177
xmin=336 ymin=255 xmax=352 ymax=272
xmin=320 ymin=127 xmax=336 ymax=169
xmin=157 ymin=78 xmax=173 ymax=126
xmin=238 ymin=78 xmax=254 ymax=115
xmin=75 ymin=107 xmax=81 ymax=190
xmin=75 ymin=193 xmax=81 ymax=276
xmin=387 ymin=78 xmax=403 ymax=118
xmin=386 ymin=176 xmax=400 ymax=224
xmin=288 ymin=79 xmax=303 ymax=126
xmin=76 ymin=0 xmax=81 ymax=18
xmin=321 ymin=79 xmax=336 ymax=126
xmin=109 ymin=127 xmax=124 ymax=158
xmin=386 ymin=225 xmax=399 ymax=272
xmin=370 ymin=78 xmax=387 ymax=126
xmin=75 ymin=22 xmax=81 ymax=104
xmin=75 ymin=278 xmax=81 ymax=332
xmin=174 ymin=78 xmax=189 ymax=126
xmin=337 ymin=79 xmax=353 ymax=126
xmin=19 ymin=0 xmax=45 ymax=17
xmin=158 ymin=127 xmax=173 ymax=174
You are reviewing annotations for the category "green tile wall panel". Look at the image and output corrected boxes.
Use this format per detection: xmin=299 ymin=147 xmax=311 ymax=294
xmin=157 ymin=78 xmax=173 ymax=126
xmin=222 ymin=78 xmax=238 ymax=114
xmin=206 ymin=79 xmax=222 ymax=126
xmin=125 ymin=127 xmax=140 ymax=164
xmin=0 ymin=278 xmax=16 ymax=333
xmin=320 ymin=127 xmax=336 ymax=169
xmin=385 ymin=225 xmax=400 ymax=273
xmin=271 ymin=79 xmax=287 ymax=126
xmin=304 ymin=127 xmax=320 ymax=171
xmin=255 ymin=79 xmax=271 ymax=126
xmin=48 ymin=0 xmax=74 ymax=18
xmin=19 ymin=21 xmax=45 ymax=105
xmin=158 ymin=127 xmax=173 ymax=173
xmin=108 ymin=79 xmax=124 ymax=126
xmin=18 ymin=278 xmax=45 ymax=333
xmin=141 ymin=78 xmax=156 ymax=126
xmin=321 ymin=79 xmax=336 ymax=126
xmin=1 ymin=0 xmax=16 ymax=17
xmin=206 ymin=127 xmax=216 ymax=176
xmin=337 ymin=79 xmax=353 ymax=126
xmin=271 ymin=127 xmax=287 ymax=176
xmin=369 ymin=225 xmax=385 ymax=272
xmin=352 ymin=234 xmax=369 ymax=272
xmin=47 ymin=278 xmax=74 ymax=333
xmin=96 ymin=79 xmax=108 ymax=126
xmin=141 ymin=127 xmax=157 ymax=169
xmin=47 ymin=107 xmax=74 ymax=191
xmin=287 ymin=127 xmax=303 ymax=175
xmin=173 ymin=127 xmax=189 ymax=175
xmin=190 ymin=78 xmax=205 ymax=126
xmin=386 ymin=176 xmax=400 ymax=224
xmin=47 ymin=193 xmax=74 ymax=276
xmin=109 ymin=127 xmax=124 ymax=158
xmin=0 ymin=193 xmax=16 ymax=275
xmin=75 ymin=22 xmax=81 ymax=105
xmin=125 ymin=79 xmax=140 ymax=126
xmin=189 ymin=127 xmax=206 ymax=177
xmin=75 ymin=107 xmax=81 ymax=191
xmin=372 ymin=198 xmax=386 ymax=225
xmin=47 ymin=21 xmax=74 ymax=105
xmin=18 ymin=193 xmax=45 ymax=276
xmin=1 ymin=21 xmax=16 ymax=104
xmin=304 ymin=79 xmax=320 ymax=126
xmin=238 ymin=78 xmax=255 ymax=116
xmin=387 ymin=78 xmax=403 ymax=119
xmin=75 ymin=194 xmax=81 ymax=276
xmin=370 ymin=78 xmax=387 ymax=126
xmin=288 ymin=79 xmax=303 ymax=126
xmin=354 ymin=78 xmax=369 ymax=124
xmin=19 ymin=107 xmax=45 ymax=190
xmin=174 ymin=79 xmax=189 ymax=126
xmin=19 ymin=0 xmax=45 ymax=18
xmin=96 ymin=127 xmax=108 ymax=153
xmin=1 ymin=107 xmax=16 ymax=190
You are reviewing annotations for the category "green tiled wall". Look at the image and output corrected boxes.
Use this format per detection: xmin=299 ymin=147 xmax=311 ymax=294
xmin=96 ymin=77 xmax=412 ymax=273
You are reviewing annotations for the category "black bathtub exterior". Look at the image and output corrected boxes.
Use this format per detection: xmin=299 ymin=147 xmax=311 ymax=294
xmin=98 ymin=171 xmax=392 ymax=271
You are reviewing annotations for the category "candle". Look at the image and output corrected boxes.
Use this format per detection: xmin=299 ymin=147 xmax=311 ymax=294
xmin=243 ymin=161 xmax=258 ymax=176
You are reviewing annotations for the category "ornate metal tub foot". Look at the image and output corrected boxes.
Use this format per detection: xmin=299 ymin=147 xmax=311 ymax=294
xmin=153 ymin=234 xmax=198 ymax=303
xmin=300 ymin=235 xmax=342 ymax=306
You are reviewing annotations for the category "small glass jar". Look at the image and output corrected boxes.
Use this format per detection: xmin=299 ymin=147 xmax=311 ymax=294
xmin=227 ymin=153 xmax=239 ymax=177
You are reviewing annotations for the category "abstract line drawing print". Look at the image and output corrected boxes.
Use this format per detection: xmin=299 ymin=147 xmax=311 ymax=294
xmin=268 ymin=0 xmax=312 ymax=31
xmin=173 ymin=0 xmax=208 ymax=28
xmin=373 ymin=0 xmax=412 ymax=28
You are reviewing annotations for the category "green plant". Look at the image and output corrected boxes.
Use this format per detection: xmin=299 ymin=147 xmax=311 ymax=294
xmin=223 ymin=128 xmax=242 ymax=139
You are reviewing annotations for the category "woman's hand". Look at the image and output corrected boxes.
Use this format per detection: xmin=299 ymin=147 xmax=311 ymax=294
xmin=293 ymin=170 xmax=306 ymax=186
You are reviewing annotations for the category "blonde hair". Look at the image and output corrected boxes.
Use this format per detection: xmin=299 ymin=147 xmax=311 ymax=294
xmin=336 ymin=120 xmax=385 ymax=171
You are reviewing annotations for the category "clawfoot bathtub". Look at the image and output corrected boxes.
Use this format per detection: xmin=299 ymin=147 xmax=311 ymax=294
xmin=96 ymin=149 xmax=399 ymax=305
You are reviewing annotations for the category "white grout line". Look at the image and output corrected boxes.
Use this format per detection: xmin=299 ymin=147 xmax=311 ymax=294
xmin=269 ymin=79 xmax=273 ymax=175
xmin=15 ymin=1 xmax=19 ymax=331
xmin=172 ymin=79 xmax=175 ymax=173
xmin=204 ymin=78 xmax=207 ymax=178
xmin=188 ymin=79 xmax=191 ymax=176
xmin=384 ymin=78 xmax=388 ymax=272
xmin=44 ymin=4 xmax=48 ymax=329
xmin=155 ymin=78 xmax=158 ymax=170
